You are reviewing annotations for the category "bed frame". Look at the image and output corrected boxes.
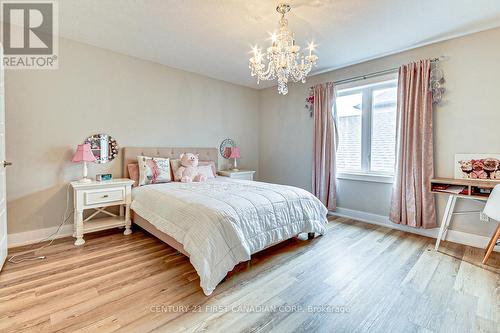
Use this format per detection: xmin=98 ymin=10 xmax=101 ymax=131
xmin=122 ymin=147 xmax=314 ymax=257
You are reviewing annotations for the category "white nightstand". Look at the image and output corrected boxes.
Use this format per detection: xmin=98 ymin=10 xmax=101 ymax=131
xmin=71 ymin=178 xmax=134 ymax=246
xmin=218 ymin=170 xmax=256 ymax=181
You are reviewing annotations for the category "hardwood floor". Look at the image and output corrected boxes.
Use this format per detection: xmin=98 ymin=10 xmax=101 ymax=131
xmin=1 ymin=217 xmax=499 ymax=333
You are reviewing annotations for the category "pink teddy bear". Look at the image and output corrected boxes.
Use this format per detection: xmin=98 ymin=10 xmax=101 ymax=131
xmin=175 ymin=153 xmax=207 ymax=183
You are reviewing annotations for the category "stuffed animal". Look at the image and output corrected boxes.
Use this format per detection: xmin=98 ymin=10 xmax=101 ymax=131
xmin=471 ymin=159 xmax=488 ymax=179
xmin=482 ymin=158 xmax=499 ymax=179
xmin=458 ymin=160 xmax=473 ymax=178
xmin=175 ymin=153 xmax=207 ymax=183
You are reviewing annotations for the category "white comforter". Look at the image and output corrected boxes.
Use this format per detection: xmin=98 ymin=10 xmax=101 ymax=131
xmin=131 ymin=177 xmax=328 ymax=295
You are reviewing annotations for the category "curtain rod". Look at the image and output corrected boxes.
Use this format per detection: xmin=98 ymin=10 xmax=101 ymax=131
xmin=316 ymin=57 xmax=444 ymax=87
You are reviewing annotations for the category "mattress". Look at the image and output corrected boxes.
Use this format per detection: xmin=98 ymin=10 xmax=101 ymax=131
xmin=130 ymin=177 xmax=328 ymax=295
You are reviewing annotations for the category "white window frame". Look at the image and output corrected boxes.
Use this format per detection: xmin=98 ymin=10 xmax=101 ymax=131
xmin=335 ymin=74 xmax=398 ymax=184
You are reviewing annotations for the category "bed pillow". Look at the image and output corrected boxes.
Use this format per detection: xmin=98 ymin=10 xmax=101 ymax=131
xmin=127 ymin=163 xmax=139 ymax=186
xmin=198 ymin=165 xmax=216 ymax=179
xmin=198 ymin=161 xmax=217 ymax=177
xmin=170 ymin=159 xmax=217 ymax=181
xmin=137 ymin=156 xmax=171 ymax=185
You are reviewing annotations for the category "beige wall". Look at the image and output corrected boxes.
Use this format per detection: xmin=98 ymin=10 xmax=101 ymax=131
xmin=259 ymin=27 xmax=500 ymax=238
xmin=6 ymin=37 xmax=259 ymax=234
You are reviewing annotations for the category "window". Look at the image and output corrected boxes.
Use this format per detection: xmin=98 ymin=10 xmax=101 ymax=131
xmin=335 ymin=77 xmax=397 ymax=178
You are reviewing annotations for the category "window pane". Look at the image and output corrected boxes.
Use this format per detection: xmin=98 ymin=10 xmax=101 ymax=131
xmin=336 ymin=93 xmax=362 ymax=171
xmin=370 ymin=87 xmax=397 ymax=173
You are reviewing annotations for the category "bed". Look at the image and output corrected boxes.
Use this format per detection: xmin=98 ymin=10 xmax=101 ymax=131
xmin=123 ymin=147 xmax=328 ymax=295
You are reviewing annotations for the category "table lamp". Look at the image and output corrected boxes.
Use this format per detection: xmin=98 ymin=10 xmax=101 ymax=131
xmin=228 ymin=147 xmax=241 ymax=171
xmin=72 ymin=143 xmax=97 ymax=182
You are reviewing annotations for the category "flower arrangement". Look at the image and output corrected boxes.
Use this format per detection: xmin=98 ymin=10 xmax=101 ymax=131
xmin=305 ymin=87 xmax=314 ymax=117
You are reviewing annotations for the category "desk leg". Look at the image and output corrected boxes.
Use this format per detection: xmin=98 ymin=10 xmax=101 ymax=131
xmin=435 ymin=195 xmax=457 ymax=251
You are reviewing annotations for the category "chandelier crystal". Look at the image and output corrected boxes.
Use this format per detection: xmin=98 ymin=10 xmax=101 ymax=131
xmin=249 ymin=3 xmax=318 ymax=95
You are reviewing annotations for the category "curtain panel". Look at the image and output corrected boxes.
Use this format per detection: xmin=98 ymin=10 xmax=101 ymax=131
xmin=390 ymin=59 xmax=436 ymax=228
xmin=312 ymin=82 xmax=338 ymax=211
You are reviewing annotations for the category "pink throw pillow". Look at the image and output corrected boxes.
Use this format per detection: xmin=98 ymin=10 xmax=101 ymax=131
xmin=128 ymin=163 xmax=139 ymax=186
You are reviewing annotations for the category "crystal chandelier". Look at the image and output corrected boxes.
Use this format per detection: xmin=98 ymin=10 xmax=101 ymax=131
xmin=249 ymin=3 xmax=318 ymax=95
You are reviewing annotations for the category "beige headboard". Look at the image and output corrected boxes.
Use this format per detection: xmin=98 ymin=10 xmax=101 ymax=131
xmin=122 ymin=147 xmax=219 ymax=178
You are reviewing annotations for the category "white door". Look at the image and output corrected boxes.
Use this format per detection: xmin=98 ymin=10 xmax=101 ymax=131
xmin=0 ymin=44 xmax=7 ymax=270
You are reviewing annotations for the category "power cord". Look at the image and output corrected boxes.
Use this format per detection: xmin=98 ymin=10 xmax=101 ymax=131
xmin=7 ymin=184 xmax=73 ymax=264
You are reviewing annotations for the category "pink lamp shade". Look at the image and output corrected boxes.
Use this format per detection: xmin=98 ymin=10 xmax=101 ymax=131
xmin=228 ymin=147 xmax=240 ymax=159
xmin=72 ymin=144 xmax=97 ymax=163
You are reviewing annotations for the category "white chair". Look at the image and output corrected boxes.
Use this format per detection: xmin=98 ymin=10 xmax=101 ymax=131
xmin=482 ymin=184 xmax=500 ymax=264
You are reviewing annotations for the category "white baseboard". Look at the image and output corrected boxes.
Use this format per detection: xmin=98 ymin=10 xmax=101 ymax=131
xmin=7 ymin=224 xmax=73 ymax=248
xmin=330 ymin=207 xmax=499 ymax=251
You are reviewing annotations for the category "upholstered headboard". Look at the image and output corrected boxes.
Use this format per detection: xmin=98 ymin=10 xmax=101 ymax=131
xmin=122 ymin=147 xmax=219 ymax=178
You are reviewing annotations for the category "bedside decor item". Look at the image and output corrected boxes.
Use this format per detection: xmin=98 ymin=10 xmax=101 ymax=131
xmin=224 ymin=147 xmax=241 ymax=171
xmin=248 ymin=2 xmax=319 ymax=95
xmin=96 ymin=173 xmax=113 ymax=181
xmin=455 ymin=154 xmax=500 ymax=180
xmin=71 ymin=178 xmax=134 ymax=246
xmin=72 ymin=143 xmax=97 ymax=183
xmin=219 ymin=138 xmax=236 ymax=159
xmin=84 ymin=133 xmax=118 ymax=163
xmin=175 ymin=153 xmax=207 ymax=183
xmin=137 ymin=156 xmax=171 ymax=185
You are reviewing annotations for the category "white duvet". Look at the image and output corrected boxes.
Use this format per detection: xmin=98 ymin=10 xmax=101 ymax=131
xmin=130 ymin=177 xmax=328 ymax=295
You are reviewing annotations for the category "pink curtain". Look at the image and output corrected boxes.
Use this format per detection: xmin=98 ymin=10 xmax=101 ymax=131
xmin=390 ymin=60 xmax=436 ymax=228
xmin=312 ymin=82 xmax=338 ymax=211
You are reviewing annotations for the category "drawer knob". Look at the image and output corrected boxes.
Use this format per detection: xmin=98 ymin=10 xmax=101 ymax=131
xmin=102 ymin=194 xmax=109 ymax=198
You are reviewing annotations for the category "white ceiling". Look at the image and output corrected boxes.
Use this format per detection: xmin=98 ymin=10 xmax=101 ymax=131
xmin=58 ymin=0 xmax=500 ymax=89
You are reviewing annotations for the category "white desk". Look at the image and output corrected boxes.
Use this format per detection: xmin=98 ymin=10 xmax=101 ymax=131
xmin=431 ymin=178 xmax=499 ymax=254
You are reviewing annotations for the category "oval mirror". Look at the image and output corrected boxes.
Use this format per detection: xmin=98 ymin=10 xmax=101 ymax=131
xmin=84 ymin=134 xmax=118 ymax=163
xmin=219 ymin=138 xmax=235 ymax=159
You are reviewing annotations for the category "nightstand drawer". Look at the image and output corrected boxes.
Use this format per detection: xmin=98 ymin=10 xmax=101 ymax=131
xmin=85 ymin=188 xmax=124 ymax=205
xmin=230 ymin=173 xmax=253 ymax=180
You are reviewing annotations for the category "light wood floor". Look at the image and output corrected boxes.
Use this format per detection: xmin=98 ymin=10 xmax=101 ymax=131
xmin=1 ymin=217 xmax=499 ymax=333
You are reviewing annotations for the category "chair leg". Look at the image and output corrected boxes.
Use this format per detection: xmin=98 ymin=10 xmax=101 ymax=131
xmin=482 ymin=223 xmax=500 ymax=264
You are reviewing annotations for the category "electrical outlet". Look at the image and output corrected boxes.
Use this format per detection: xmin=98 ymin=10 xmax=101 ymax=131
xmin=479 ymin=211 xmax=490 ymax=222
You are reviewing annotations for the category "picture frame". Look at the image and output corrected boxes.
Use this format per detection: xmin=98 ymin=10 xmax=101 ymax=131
xmin=454 ymin=153 xmax=500 ymax=180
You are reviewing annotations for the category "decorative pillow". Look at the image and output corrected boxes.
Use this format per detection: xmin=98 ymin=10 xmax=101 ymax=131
xmin=170 ymin=159 xmax=216 ymax=181
xmin=137 ymin=156 xmax=171 ymax=185
xmin=170 ymin=159 xmax=182 ymax=181
xmin=198 ymin=165 xmax=215 ymax=179
xmin=127 ymin=163 xmax=139 ymax=186
xmin=198 ymin=161 xmax=217 ymax=177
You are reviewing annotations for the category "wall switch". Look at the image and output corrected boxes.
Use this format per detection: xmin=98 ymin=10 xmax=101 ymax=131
xmin=479 ymin=211 xmax=490 ymax=222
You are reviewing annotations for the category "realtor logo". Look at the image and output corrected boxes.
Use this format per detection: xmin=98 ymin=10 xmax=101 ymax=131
xmin=1 ymin=0 xmax=58 ymax=69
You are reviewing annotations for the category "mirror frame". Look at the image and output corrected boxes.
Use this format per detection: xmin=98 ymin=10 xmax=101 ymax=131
xmin=84 ymin=134 xmax=118 ymax=164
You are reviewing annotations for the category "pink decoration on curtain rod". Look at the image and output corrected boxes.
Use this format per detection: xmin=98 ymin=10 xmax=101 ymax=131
xmin=312 ymin=82 xmax=338 ymax=211
xmin=390 ymin=59 xmax=436 ymax=228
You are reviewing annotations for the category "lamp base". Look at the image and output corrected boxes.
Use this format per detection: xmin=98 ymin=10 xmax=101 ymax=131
xmin=78 ymin=177 xmax=92 ymax=183
xmin=231 ymin=168 xmax=240 ymax=172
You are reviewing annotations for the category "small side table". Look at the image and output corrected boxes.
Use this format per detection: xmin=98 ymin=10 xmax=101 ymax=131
xmin=218 ymin=170 xmax=256 ymax=181
xmin=71 ymin=178 xmax=134 ymax=246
